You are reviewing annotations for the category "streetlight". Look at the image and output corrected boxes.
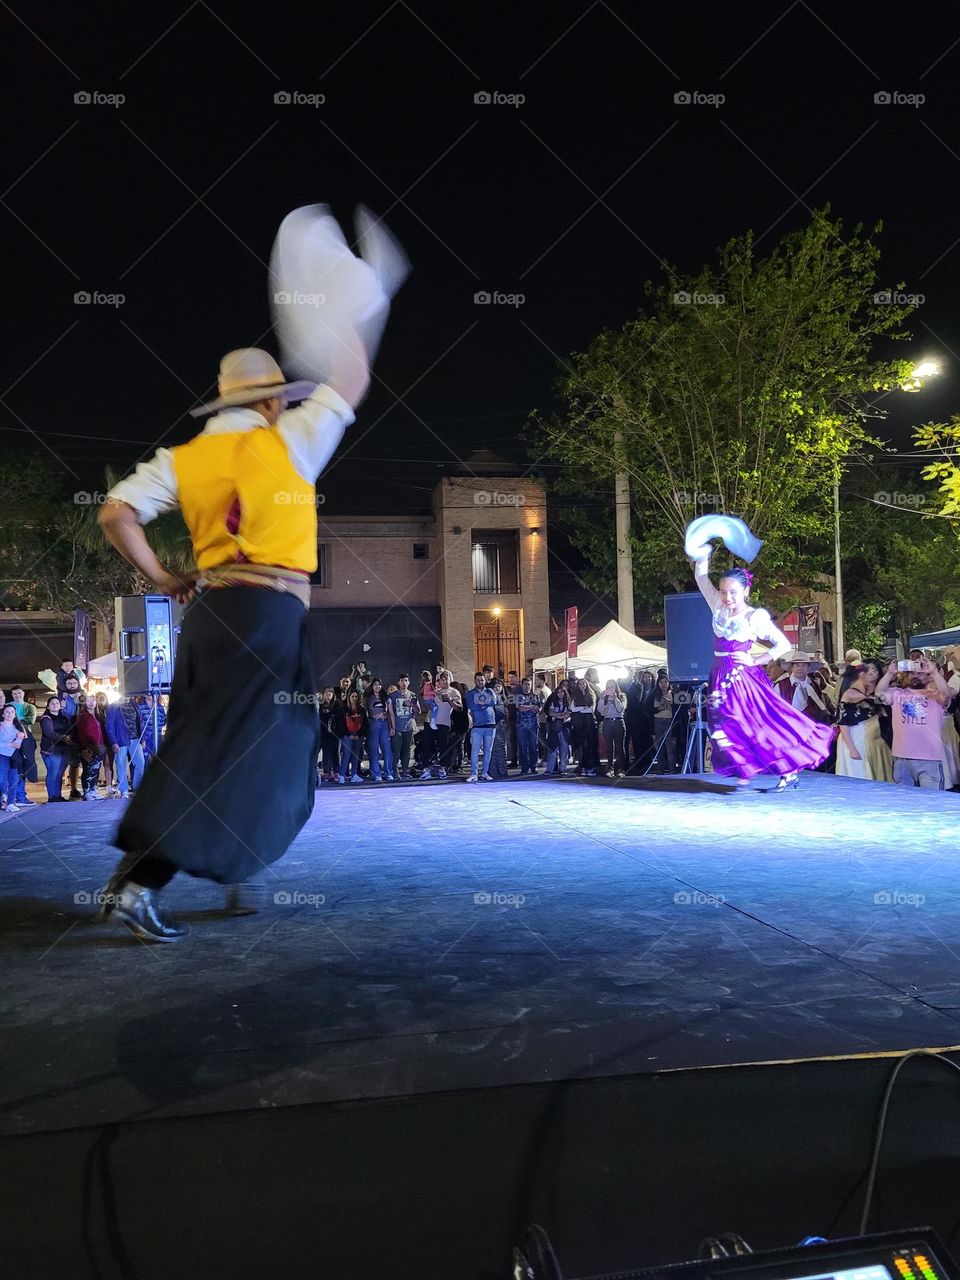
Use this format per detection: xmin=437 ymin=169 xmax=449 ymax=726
xmin=834 ymin=359 xmax=942 ymax=657
xmin=492 ymin=606 xmax=503 ymax=677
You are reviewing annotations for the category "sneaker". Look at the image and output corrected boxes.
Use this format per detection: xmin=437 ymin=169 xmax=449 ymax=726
xmin=18 ymin=798 xmax=37 ymax=806
xmin=69 ymin=789 xmax=83 ymax=800
xmin=437 ymin=768 xmax=447 ymax=779
xmin=372 ymin=776 xmax=383 ymax=783
xmin=350 ymin=775 xmax=364 ymax=784
xmin=118 ymin=791 xmax=130 ymax=799
xmin=337 ymin=776 xmax=346 ymax=785
xmin=5 ymin=803 xmax=21 ymax=813
xmin=385 ymin=774 xmax=395 ymax=781
xmin=466 ymin=775 xmax=478 ymax=783
xmin=420 ymin=770 xmax=433 ymax=781
xmin=482 ymin=774 xmax=493 ymax=782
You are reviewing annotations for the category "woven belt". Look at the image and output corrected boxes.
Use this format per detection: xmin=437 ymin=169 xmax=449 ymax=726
xmin=201 ymin=563 xmax=311 ymax=608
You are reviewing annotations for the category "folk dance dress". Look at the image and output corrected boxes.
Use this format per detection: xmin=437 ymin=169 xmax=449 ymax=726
xmin=699 ymin=579 xmax=833 ymax=780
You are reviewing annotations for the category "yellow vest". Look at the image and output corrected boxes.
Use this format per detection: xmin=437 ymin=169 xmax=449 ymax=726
xmin=172 ymin=428 xmax=317 ymax=573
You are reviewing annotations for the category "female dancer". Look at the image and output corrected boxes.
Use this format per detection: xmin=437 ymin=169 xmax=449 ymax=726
xmin=835 ymin=658 xmax=894 ymax=781
xmin=693 ymin=547 xmax=833 ymax=789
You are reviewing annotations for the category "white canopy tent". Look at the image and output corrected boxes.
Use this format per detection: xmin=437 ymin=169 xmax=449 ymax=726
xmin=87 ymin=652 xmax=118 ymax=679
xmin=533 ymin=621 xmax=668 ymax=681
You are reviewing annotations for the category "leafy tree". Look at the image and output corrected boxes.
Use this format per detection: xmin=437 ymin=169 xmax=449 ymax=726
xmin=0 ymin=459 xmax=194 ymax=645
xmin=915 ymin=414 xmax=960 ymax=521
xmin=839 ymin=467 xmax=960 ymax=650
xmin=530 ymin=208 xmax=917 ymax=606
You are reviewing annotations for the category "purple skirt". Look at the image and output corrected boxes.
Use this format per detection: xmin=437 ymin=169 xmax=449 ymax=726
xmin=707 ymin=659 xmax=833 ymax=779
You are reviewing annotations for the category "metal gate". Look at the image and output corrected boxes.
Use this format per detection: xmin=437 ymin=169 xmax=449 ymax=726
xmin=474 ymin=620 xmax=521 ymax=678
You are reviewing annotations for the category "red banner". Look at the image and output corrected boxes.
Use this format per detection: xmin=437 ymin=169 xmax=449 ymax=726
xmin=565 ymin=606 xmax=579 ymax=658
xmin=780 ymin=609 xmax=800 ymax=648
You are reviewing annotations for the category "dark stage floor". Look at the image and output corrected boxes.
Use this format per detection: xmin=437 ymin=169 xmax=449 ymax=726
xmin=3 ymin=771 xmax=959 ymax=1139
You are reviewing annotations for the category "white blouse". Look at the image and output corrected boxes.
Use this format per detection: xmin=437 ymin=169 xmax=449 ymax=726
xmin=695 ymin=559 xmax=790 ymax=652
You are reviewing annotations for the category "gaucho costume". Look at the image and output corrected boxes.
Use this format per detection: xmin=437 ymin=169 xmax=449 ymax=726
xmin=98 ymin=204 xmax=408 ymax=941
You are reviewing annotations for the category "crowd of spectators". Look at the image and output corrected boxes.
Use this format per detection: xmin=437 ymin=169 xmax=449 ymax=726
xmin=4 ymin=645 xmax=959 ymax=812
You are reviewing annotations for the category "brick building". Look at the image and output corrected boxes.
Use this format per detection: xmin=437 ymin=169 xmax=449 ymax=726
xmin=309 ymin=457 xmax=549 ymax=687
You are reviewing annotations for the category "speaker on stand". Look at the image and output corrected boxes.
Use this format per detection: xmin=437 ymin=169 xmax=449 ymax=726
xmin=115 ymin=596 xmax=183 ymax=756
xmin=664 ymin=592 xmax=715 ymax=775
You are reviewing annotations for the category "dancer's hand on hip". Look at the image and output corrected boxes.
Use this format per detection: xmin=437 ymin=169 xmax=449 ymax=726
xmin=153 ymin=569 xmax=198 ymax=603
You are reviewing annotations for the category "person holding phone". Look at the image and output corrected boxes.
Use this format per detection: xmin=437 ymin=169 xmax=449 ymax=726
xmin=875 ymin=656 xmax=953 ymax=788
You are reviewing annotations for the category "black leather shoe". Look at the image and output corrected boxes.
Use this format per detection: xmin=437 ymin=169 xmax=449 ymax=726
xmin=113 ymin=887 xmax=187 ymax=942
xmin=94 ymin=869 xmax=127 ymax=922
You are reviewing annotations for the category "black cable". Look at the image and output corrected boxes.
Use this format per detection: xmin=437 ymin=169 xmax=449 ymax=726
xmin=858 ymin=1049 xmax=960 ymax=1235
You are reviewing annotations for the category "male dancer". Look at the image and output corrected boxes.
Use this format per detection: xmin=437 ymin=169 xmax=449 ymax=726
xmin=96 ymin=207 xmax=406 ymax=941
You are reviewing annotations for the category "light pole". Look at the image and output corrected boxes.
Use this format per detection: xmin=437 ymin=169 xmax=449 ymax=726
xmin=492 ymin=606 xmax=503 ymax=677
xmin=614 ymin=430 xmax=635 ymax=631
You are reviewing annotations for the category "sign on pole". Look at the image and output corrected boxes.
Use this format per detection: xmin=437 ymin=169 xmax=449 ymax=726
xmin=565 ymin=606 xmax=578 ymax=658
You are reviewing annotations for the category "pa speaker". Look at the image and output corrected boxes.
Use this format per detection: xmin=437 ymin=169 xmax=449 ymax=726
xmin=115 ymin=595 xmax=183 ymax=695
xmin=664 ymin=592 xmax=714 ymax=683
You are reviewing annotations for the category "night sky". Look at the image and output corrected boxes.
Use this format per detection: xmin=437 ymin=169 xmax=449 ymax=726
xmin=5 ymin=1 xmax=960 ymax=522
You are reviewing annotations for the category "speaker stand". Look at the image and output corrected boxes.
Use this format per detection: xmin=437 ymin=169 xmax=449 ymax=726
xmin=681 ymin=683 xmax=709 ymax=775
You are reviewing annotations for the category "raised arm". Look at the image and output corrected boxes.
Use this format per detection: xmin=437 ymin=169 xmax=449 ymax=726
xmin=275 ymin=381 xmax=358 ymax=485
xmin=875 ymin=659 xmax=898 ymax=704
xmin=693 ymin=554 xmax=720 ymax=610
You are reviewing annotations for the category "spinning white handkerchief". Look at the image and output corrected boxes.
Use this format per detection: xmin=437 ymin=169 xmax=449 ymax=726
xmin=269 ymin=203 xmax=410 ymax=394
xmin=684 ymin=514 xmax=763 ymax=563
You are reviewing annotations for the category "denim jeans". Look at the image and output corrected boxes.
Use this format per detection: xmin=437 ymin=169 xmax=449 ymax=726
xmin=602 ymin=719 xmax=626 ymax=773
xmin=1 ymin=755 xmax=21 ymax=804
xmin=470 ymin=726 xmax=495 ymax=777
xmin=41 ymin=751 xmax=67 ymax=800
xmin=425 ymin=723 xmax=451 ymax=771
xmin=339 ymin=735 xmax=362 ymax=780
xmin=653 ymin=718 xmax=676 ymax=771
xmin=517 ymin=719 xmax=539 ymax=772
xmin=546 ymin=725 xmax=571 ymax=774
xmin=391 ymin=727 xmax=414 ymax=774
xmin=367 ymin=718 xmax=394 ymax=779
xmin=319 ymin=733 xmax=340 ymax=776
xmin=113 ymin=742 xmax=145 ymax=794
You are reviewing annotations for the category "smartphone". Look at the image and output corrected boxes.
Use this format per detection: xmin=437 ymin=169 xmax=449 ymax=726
xmin=897 ymin=660 xmax=921 ymax=673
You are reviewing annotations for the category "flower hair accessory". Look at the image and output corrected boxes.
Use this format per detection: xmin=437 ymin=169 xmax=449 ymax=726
xmin=742 ymin=569 xmax=753 ymax=586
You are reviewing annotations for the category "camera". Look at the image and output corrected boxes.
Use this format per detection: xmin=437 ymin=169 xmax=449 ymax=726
xmin=897 ymin=659 xmax=921 ymax=673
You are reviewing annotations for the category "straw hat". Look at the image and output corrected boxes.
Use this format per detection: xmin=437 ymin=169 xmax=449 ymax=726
xmin=189 ymin=348 xmax=315 ymax=417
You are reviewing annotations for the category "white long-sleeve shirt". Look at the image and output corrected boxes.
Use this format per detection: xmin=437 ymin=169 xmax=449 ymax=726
xmin=107 ymin=384 xmax=355 ymax=523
